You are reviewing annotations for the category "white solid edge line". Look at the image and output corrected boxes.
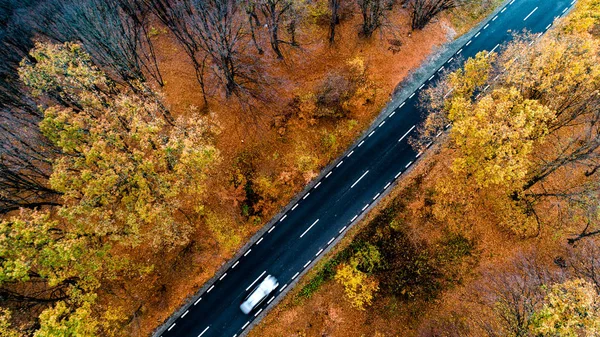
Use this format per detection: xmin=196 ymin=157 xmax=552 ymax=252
xmin=246 ymin=271 xmax=267 ymax=291
xmin=351 ymin=170 xmax=369 ymax=189
xmin=194 ymin=297 xmax=202 ymax=305
xmin=300 ymin=219 xmax=320 ymax=238
xmin=198 ymin=326 xmax=210 ymax=337
xmin=398 ymin=125 xmax=416 ymax=142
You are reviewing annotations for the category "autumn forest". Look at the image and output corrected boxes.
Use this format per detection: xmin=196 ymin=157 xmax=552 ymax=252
xmin=1 ymin=0 xmax=599 ymax=336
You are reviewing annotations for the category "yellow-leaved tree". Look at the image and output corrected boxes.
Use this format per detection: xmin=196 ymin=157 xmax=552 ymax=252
xmin=20 ymin=41 xmax=220 ymax=248
xmin=531 ymin=279 xmax=600 ymax=337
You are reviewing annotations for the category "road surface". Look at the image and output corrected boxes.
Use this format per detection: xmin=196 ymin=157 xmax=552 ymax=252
xmin=157 ymin=1 xmax=576 ymax=336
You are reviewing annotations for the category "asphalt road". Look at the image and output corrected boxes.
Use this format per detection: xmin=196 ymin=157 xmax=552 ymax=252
xmin=157 ymin=1 xmax=576 ymax=336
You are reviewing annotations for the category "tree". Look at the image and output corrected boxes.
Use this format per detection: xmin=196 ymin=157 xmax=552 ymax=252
xmin=335 ymin=243 xmax=381 ymax=310
xmin=357 ymin=0 xmax=387 ymax=38
xmin=0 ymin=0 xmax=62 ymax=215
xmin=409 ymin=0 xmax=458 ymax=30
xmin=418 ymin=32 xmax=600 ymax=240
xmin=530 ymin=279 xmax=600 ymax=337
xmin=329 ymin=0 xmax=341 ymax=43
xmin=35 ymin=0 xmax=164 ymax=88
xmin=145 ymin=0 xmax=261 ymax=101
xmin=259 ymin=0 xmax=294 ymax=59
xmin=20 ymin=41 xmax=220 ymax=248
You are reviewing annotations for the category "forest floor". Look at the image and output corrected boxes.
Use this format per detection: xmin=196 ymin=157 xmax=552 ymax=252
xmin=129 ymin=2 xmax=503 ymax=336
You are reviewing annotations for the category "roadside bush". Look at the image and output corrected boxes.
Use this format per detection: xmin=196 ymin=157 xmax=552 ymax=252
xmin=313 ymin=71 xmax=356 ymax=118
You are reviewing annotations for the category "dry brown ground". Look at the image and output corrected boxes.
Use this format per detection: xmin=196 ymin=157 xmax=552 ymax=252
xmin=119 ymin=4 xmax=501 ymax=336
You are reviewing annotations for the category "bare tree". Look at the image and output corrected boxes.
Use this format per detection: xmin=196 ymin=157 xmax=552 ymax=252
xmin=34 ymin=0 xmax=164 ymax=88
xmin=329 ymin=0 xmax=341 ymax=43
xmin=357 ymin=0 xmax=386 ymax=38
xmin=243 ymin=0 xmax=264 ymax=55
xmin=409 ymin=0 xmax=457 ymax=30
xmin=145 ymin=0 xmax=261 ymax=101
xmin=0 ymin=0 xmax=62 ymax=215
xmin=259 ymin=0 xmax=294 ymax=59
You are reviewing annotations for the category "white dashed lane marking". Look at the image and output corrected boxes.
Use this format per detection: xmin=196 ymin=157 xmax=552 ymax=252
xmin=398 ymin=125 xmax=416 ymax=142
xmin=198 ymin=326 xmax=210 ymax=337
xmin=524 ymin=7 xmax=538 ymax=21
xmin=246 ymin=271 xmax=266 ymax=291
xmin=300 ymin=219 xmax=320 ymax=238
xmin=351 ymin=170 xmax=369 ymax=189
